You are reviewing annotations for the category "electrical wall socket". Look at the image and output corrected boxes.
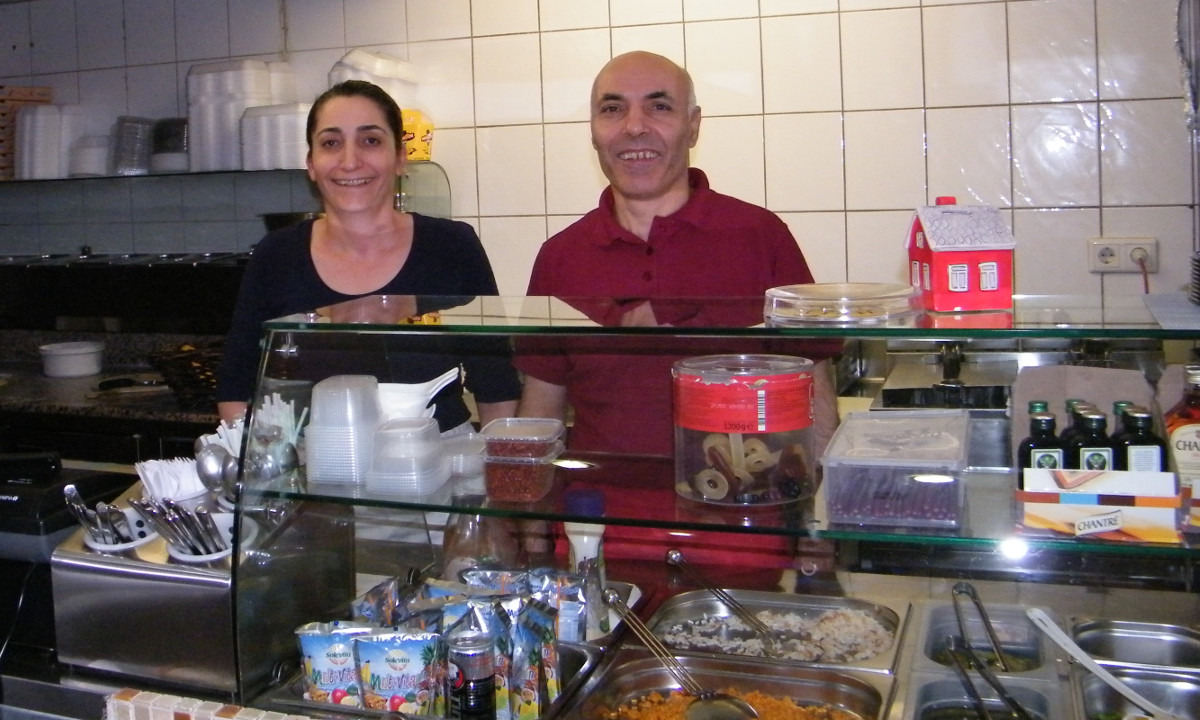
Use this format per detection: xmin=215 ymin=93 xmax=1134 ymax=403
xmin=1087 ymin=237 xmax=1158 ymax=273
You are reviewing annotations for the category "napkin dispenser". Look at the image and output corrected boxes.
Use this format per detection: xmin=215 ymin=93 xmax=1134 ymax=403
xmin=51 ymin=488 xmax=355 ymax=697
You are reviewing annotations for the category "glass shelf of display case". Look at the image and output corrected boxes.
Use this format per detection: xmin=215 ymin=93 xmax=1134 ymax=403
xmin=257 ymin=293 xmax=1188 ymax=337
xmin=236 ymin=293 xmax=1199 ymax=559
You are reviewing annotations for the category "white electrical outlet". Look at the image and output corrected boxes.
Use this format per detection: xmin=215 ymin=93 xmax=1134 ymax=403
xmin=1087 ymin=237 xmax=1158 ymax=273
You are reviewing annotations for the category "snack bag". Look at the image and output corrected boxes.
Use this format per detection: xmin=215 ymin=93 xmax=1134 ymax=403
xmin=296 ymin=622 xmax=372 ymax=707
xmin=352 ymin=630 xmax=441 ymax=714
xmin=528 ymin=567 xmax=587 ymax=642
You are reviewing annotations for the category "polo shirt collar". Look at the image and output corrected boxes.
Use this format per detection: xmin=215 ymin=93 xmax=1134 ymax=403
xmin=593 ymin=168 xmax=713 ymax=246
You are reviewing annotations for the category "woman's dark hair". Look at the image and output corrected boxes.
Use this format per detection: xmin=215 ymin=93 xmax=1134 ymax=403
xmin=306 ymin=79 xmax=404 ymax=151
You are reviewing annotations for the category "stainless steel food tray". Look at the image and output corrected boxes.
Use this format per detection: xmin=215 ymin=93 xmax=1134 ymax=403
xmin=1068 ymin=617 xmax=1200 ymax=675
xmin=1076 ymin=666 xmax=1200 ymax=720
xmin=560 ymin=645 xmax=891 ymax=720
xmin=259 ymin=640 xmax=601 ymax=718
xmin=908 ymin=601 xmax=1066 ymax=683
xmin=643 ymin=589 xmax=907 ymax=673
xmin=896 ymin=671 xmax=1074 ymax=720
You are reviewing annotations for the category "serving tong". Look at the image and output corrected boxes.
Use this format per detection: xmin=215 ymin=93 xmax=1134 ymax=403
xmin=127 ymin=497 xmax=228 ymax=555
xmin=947 ymin=582 xmax=1033 ymax=720
xmin=602 ymin=588 xmax=758 ymax=720
xmin=666 ymin=549 xmax=782 ymax=658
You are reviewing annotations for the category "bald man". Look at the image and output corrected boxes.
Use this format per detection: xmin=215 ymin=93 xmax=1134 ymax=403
xmin=515 ymin=52 xmax=839 ymax=576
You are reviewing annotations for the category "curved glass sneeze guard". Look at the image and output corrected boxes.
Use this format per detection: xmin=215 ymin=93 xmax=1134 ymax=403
xmin=242 ymin=293 xmax=1200 ymax=559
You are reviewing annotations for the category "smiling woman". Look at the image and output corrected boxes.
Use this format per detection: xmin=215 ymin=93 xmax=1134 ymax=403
xmin=214 ymin=79 xmax=521 ymax=432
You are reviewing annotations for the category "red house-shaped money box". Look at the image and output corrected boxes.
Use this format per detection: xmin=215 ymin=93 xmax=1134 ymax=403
xmin=906 ymin=197 xmax=1015 ymax=312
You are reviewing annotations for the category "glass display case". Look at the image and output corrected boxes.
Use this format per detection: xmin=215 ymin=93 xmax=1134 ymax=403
xmin=229 ymin=293 xmax=1200 ymax=709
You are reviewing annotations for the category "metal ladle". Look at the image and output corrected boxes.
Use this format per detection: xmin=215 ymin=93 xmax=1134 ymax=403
xmin=602 ymin=589 xmax=758 ymax=720
xmin=666 ymin=549 xmax=781 ymax=658
xmin=195 ymin=444 xmax=227 ymax=493
xmin=1027 ymin=609 xmax=1187 ymax=720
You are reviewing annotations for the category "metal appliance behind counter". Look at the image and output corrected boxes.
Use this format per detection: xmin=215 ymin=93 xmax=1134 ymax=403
xmin=0 ymin=454 xmax=138 ymax=719
xmin=49 ymin=488 xmax=355 ymax=700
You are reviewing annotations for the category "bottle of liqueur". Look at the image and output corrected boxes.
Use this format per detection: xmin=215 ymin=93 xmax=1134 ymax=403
xmin=1017 ymin=412 xmax=1063 ymax=487
xmin=1066 ymin=410 xmax=1114 ymax=470
xmin=1111 ymin=400 xmax=1133 ymax=436
xmin=1113 ymin=405 xmax=1167 ymax=472
xmin=1058 ymin=399 xmax=1091 ymax=447
xmin=1164 ymin=363 xmax=1200 ymax=526
xmin=1028 ymin=400 xmax=1049 ymax=414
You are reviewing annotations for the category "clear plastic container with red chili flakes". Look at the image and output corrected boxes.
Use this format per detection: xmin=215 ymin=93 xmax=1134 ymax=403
xmin=480 ymin=417 xmax=565 ymax=458
xmin=484 ymin=440 xmax=564 ymax=503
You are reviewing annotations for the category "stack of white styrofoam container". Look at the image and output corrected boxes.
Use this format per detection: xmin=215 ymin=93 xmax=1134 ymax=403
xmin=240 ymin=102 xmax=310 ymax=171
xmin=15 ymin=104 xmax=85 ymax=179
xmin=187 ymin=59 xmax=272 ymax=172
xmin=327 ymin=49 xmax=419 ymax=112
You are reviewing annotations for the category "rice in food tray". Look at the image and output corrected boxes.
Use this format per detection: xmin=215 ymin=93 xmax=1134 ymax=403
xmin=606 ymin=688 xmax=859 ymax=720
xmin=658 ymin=607 xmax=893 ymax=663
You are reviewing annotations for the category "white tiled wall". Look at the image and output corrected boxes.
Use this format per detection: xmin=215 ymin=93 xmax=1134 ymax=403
xmin=0 ymin=0 xmax=1193 ymax=299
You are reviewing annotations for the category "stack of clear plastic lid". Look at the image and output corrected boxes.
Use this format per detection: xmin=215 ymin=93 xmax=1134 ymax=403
xmin=764 ymin=283 xmax=919 ymax=325
xmin=365 ymin=417 xmax=450 ymax=495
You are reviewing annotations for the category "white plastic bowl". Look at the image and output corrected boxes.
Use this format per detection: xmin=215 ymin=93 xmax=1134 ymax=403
xmin=39 ymin=341 xmax=104 ymax=377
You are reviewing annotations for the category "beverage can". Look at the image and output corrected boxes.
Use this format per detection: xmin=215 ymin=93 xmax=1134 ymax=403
xmin=446 ymin=630 xmax=495 ymax=720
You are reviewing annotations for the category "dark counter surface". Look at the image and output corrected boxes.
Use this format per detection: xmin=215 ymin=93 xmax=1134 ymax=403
xmin=0 ymin=365 xmax=217 ymax=426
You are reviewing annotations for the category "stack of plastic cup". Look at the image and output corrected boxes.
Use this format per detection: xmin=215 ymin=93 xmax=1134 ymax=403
xmin=365 ymin=417 xmax=449 ymax=495
xmin=304 ymin=375 xmax=380 ymax=484
xmin=111 ymin=116 xmax=155 ymax=176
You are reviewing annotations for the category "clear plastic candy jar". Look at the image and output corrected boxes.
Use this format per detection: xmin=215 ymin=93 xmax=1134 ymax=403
xmin=672 ymin=354 xmax=816 ymax=505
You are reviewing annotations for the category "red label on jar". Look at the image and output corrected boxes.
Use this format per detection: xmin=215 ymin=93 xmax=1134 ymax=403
xmin=674 ymin=372 xmax=812 ymax=433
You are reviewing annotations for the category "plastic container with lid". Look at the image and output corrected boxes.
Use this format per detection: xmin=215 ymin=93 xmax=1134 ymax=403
xmin=480 ymin=417 xmax=565 ymax=458
xmin=673 ymin=354 xmax=816 ymax=506
xmin=39 ymin=341 xmax=104 ymax=377
xmin=445 ymin=432 xmax=485 ymax=477
xmin=483 ymin=440 xmax=564 ymax=503
xmin=364 ymin=417 xmax=449 ymax=495
xmin=820 ymin=410 xmax=971 ymax=529
xmin=186 ymin=59 xmax=272 ymax=99
xmin=764 ymin=282 xmax=920 ymax=326
xmin=328 ymin=49 xmax=418 ymax=108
